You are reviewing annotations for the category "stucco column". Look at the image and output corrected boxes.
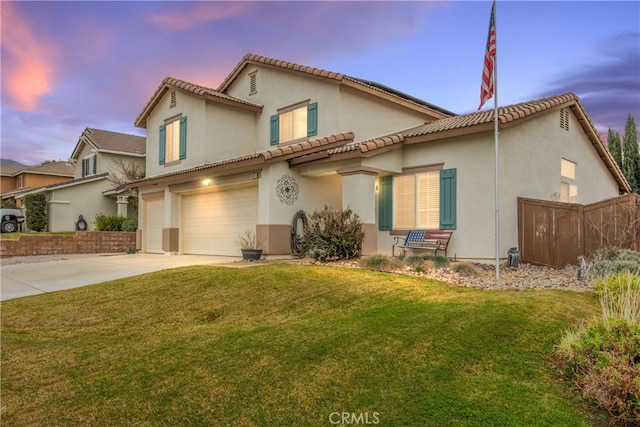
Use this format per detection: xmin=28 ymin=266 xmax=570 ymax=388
xmin=163 ymin=187 xmax=180 ymax=254
xmin=338 ymin=166 xmax=380 ymax=255
xmin=116 ymin=196 xmax=129 ymax=217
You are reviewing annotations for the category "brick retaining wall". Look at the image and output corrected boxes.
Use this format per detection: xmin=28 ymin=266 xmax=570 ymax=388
xmin=0 ymin=232 xmax=136 ymax=258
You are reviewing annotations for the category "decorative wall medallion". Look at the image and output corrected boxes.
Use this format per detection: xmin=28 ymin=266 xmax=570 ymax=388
xmin=276 ymin=174 xmax=299 ymax=205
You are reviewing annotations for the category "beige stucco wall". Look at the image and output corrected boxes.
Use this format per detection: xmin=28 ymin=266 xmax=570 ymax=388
xmin=71 ymin=143 xmax=144 ymax=182
xmin=225 ymin=65 xmax=430 ymax=151
xmin=371 ymin=108 xmax=621 ymax=261
xmin=145 ymin=90 xmax=259 ymax=179
xmin=47 ymin=178 xmax=116 ymax=232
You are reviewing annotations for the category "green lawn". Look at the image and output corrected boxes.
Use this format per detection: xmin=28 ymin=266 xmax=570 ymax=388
xmin=1 ymin=265 xmax=602 ymax=426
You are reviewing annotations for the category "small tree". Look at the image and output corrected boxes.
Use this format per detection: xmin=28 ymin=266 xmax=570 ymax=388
xmin=607 ymin=127 xmax=623 ymax=170
xmin=106 ymin=158 xmax=145 ymax=214
xmin=622 ymin=115 xmax=639 ymax=193
xmin=23 ymin=192 xmax=47 ymax=232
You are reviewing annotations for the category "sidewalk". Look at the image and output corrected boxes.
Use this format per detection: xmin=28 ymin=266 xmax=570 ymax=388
xmin=0 ymin=253 xmax=242 ymax=301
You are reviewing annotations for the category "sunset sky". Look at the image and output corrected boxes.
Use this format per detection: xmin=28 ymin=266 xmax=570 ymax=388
xmin=1 ymin=1 xmax=639 ymax=166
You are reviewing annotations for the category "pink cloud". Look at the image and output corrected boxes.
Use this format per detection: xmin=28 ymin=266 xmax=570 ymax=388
xmin=148 ymin=2 xmax=250 ymax=31
xmin=0 ymin=3 xmax=57 ymax=111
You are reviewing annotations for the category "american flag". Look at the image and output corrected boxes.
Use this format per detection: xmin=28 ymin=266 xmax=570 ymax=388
xmin=478 ymin=0 xmax=496 ymax=110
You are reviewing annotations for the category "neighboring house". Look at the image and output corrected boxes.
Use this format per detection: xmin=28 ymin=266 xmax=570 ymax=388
xmin=1 ymin=162 xmax=74 ymax=208
xmin=129 ymin=53 xmax=630 ymax=261
xmin=0 ymin=165 xmax=23 ymax=196
xmin=36 ymin=128 xmax=145 ymax=232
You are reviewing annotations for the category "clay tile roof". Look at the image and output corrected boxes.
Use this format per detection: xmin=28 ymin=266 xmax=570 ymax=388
xmin=135 ymin=77 xmax=262 ymax=128
xmin=84 ymin=128 xmax=146 ymax=155
xmin=217 ymin=53 xmax=346 ymax=92
xmin=328 ymin=133 xmax=405 ymax=155
xmin=403 ymin=93 xmax=580 ymax=138
xmin=264 ymin=132 xmax=354 ymax=160
xmin=217 ymin=53 xmax=454 ymax=118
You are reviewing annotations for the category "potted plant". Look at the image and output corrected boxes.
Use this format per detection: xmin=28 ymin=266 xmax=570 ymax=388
xmin=235 ymin=230 xmax=264 ymax=261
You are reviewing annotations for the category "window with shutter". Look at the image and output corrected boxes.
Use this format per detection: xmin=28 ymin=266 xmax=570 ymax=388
xmin=81 ymin=154 xmax=97 ymax=177
xmin=160 ymin=116 xmax=186 ymax=164
xmin=270 ymin=101 xmax=317 ymax=145
xmin=389 ymin=168 xmax=457 ymax=230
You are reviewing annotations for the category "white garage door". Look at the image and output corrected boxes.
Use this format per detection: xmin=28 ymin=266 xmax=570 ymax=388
xmin=181 ymin=184 xmax=258 ymax=256
xmin=144 ymin=198 xmax=164 ymax=254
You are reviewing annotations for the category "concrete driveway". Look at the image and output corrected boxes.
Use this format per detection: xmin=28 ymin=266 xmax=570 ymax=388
xmin=0 ymin=253 xmax=244 ymax=301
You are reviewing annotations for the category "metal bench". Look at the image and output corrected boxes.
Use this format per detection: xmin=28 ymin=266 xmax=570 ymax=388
xmin=392 ymin=230 xmax=453 ymax=257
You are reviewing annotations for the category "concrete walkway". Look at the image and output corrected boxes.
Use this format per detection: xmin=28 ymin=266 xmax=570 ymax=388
xmin=0 ymin=253 xmax=245 ymax=301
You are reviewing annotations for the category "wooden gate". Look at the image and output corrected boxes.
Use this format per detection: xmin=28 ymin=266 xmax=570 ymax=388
xmin=517 ymin=198 xmax=583 ymax=267
xmin=518 ymin=194 xmax=639 ymax=267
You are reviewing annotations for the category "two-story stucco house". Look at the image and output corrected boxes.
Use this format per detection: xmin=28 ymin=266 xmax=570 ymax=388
xmin=130 ymin=53 xmax=629 ymax=261
xmin=1 ymin=162 xmax=74 ymax=208
xmin=40 ymin=128 xmax=145 ymax=232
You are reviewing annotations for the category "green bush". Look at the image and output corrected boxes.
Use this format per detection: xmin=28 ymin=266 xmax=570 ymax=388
xmin=591 ymin=248 xmax=640 ymax=278
xmin=301 ymin=206 xmax=364 ymax=262
xmin=359 ymin=255 xmax=401 ymax=272
xmin=95 ymin=215 xmax=125 ymax=231
xmin=556 ymin=272 xmax=640 ymax=423
xmin=121 ymin=218 xmax=138 ymax=232
xmin=23 ymin=193 xmax=47 ymax=232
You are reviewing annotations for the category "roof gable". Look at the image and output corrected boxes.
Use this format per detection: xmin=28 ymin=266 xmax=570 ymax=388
xmin=134 ymin=77 xmax=262 ymax=128
xmin=217 ymin=53 xmax=455 ymax=119
xmin=70 ymin=128 xmax=147 ymax=161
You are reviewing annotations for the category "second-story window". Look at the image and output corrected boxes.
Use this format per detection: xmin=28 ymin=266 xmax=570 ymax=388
xmin=159 ymin=116 xmax=187 ymax=165
xmin=270 ymin=102 xmax=317 ymax=145
xmin=560 ymin=158 xmax=578 ymax=203
xmin=82 ymin=154 xmax=97 ymax=177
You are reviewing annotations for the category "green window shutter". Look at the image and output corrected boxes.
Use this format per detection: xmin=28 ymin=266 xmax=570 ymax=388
xmin=92 ymin=155 xmax=97 ymax=175
xmin=307 ymin=102 xmax=318 ymax=137
xmin=179 ymin=116 xmax=187 ymax=160
xmin=270 ymin=114 xmax=279 ymax=145
xmin=159 ymin=124 xmax=166 ymax=165
xmin=378 ymin=175 xmax=393 ymax=231
xmin=440 ymin=168 xmax=457 ymax=230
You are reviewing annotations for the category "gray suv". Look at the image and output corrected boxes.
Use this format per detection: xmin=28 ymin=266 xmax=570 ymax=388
xmin=1 ymin=208 xmax=25 ymax=233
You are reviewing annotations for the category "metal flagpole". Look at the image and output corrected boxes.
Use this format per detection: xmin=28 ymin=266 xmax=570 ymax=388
xmin=493 ymin=1 xmax=500 ymax=280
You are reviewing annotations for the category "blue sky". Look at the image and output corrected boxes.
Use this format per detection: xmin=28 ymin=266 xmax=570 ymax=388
xmin=1 ymin=0 xmax=639 ymax=166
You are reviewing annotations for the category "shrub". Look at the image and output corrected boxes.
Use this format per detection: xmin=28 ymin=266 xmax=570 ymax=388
xmin=402 ymin=254 xmax=449 ymax=272
xmin=121 ymin=218 xmax=138 ymax=232
xmin=556 ymin=272 xmax=640 ymax=424
xmin=95 ymin=215 xmax=125 ymax=231
xmin=404 ymin=254 xmax=429 ymax=271
xmin=595 ymin=272 xmax=640 ymax=326
xmin=359 ymin=255 xmax=401 ymax=272
xmin=301 ymin=206 xmax=364 ymax=262
xmin=23 ymin=192 xmax=47 ymax=232
xmin=591 ymin=248 xmax=640 ymax=278
xmin=451 ymin=262 xmax=480 ymax=277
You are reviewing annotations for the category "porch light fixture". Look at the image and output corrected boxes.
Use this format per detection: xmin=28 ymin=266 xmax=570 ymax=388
xmin=202 ymin=179 xmax=212 ymax=186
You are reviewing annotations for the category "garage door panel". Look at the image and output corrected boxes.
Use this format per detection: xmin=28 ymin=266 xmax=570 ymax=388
xmin=182 ymin=185 xmax=258 ymax=256
xmin=145 ymin=199 xmax=164 ymax=254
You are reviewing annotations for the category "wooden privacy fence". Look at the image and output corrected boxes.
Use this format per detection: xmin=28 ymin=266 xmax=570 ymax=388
xmin=518 ymin=194 xmax=639 ymax=267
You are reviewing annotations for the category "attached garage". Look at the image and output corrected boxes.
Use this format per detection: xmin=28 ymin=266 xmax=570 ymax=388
xmin=181 ymin=184 xmax=258 ymax=256
xmin=144 ymin=197 xmax=164 ymax=254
